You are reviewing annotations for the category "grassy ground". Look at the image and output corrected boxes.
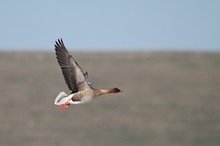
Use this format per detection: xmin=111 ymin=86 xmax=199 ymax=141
xmin=0 ymin=52 xmax=220 ymax=146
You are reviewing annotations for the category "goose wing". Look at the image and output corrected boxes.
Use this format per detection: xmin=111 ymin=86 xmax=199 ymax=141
xmin=55 ymin=39 xmax=91 ymax=93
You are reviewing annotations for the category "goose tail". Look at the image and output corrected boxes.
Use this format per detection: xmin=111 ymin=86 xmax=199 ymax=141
xmin=54 ymin=92 xmax=68 ymax=105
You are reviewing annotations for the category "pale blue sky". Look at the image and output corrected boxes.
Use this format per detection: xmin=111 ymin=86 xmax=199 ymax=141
xmin=1 ymin=0 xmax=220 ymax=51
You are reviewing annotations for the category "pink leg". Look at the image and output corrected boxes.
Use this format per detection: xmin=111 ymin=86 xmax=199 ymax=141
xmin=59 ymin=98 xmax=71 ymax=110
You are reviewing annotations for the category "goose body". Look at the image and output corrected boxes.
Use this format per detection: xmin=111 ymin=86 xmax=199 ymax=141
xmin=54 ymin=39 xmax=122 ymax=109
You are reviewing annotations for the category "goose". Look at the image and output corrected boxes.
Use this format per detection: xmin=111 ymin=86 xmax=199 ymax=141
xmin=54 ymin=39 xmax=122 ymax=109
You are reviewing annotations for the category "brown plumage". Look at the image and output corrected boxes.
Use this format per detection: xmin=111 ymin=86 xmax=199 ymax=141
xmin=54 ymin=39 xmax=122 ymax=109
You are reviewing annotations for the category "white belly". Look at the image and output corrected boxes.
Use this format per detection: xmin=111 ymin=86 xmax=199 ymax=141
xmin=68 ymin=94 xmax=94 ymax=104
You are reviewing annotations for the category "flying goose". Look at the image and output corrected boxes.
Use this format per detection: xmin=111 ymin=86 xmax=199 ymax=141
xmin=54 ymin=39 xmax=122 ymax=109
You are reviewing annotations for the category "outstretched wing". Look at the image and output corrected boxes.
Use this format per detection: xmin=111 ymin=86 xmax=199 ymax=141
xmin=55 ymin=39 xmax=91 ymax=93
xmin=84 ymin=72 xmax=93 ymax=88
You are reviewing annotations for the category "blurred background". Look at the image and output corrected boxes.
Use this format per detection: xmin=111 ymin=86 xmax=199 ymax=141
xmin=0 ymin=0 xmax=220 ymax=51
xmin=0 ymin=1 xmax=220 ymax=146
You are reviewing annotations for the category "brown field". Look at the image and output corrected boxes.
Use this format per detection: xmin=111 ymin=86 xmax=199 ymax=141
xmin=0 ymin=52 xmax=220 ymax=146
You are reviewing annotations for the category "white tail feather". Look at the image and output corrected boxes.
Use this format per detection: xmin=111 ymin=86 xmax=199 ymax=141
xmin=54 ymin=92 xmax=67 ymax=105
